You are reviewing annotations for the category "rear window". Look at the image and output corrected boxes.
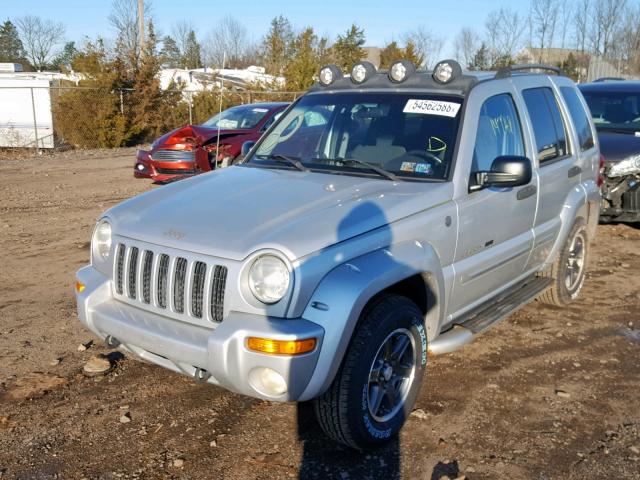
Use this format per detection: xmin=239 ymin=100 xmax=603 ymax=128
xmin=560 ymin=87 xmax=595 ymax=151
xmin=522 ymin=87 xmax=568 ymax=164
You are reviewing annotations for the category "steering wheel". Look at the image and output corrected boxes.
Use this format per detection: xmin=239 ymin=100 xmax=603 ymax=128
xmin=405 ymin=150 xmax=444 ymax=164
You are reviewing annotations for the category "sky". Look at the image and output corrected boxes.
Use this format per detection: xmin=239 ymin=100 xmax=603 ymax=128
xmin=1 ymin=0 xmax=532 ymax=56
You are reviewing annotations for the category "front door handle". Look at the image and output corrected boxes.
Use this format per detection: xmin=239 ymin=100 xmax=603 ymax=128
xmin=568 ymin=166 xmax=582 ymax=178
xmin=517 ymin=184 xmax=537 ymax=200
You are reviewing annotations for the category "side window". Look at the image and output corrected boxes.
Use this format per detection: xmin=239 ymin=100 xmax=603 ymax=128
xmin=522 ymin=87 xmax=569 ymax=164
xmin=472 ymin=93 xmax=525 ymax=172
xmin=559 ymin=86 xmax=595 ymax=151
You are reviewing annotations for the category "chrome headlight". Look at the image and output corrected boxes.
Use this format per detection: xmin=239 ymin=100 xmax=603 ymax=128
xmin=248 ymin=255 xmax=291 ymax=304
xmin=608 ymin=154 xmax=640 ymax=178
xmin=91 ymin=220 xmax=112 ymax=265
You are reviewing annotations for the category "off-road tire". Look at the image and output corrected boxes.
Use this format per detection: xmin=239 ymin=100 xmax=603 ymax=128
xmin=312 ymin=294 xmax=427 ymax=450
xmin=539 ymin=219 xmax=589 ymax=306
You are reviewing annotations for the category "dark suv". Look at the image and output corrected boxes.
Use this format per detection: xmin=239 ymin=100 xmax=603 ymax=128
xmin=579 ymin=80 xmax=640 ymax=222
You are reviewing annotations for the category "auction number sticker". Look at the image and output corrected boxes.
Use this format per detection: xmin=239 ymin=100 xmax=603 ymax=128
xmin=403 ymin=99 xmax=461 ymax=118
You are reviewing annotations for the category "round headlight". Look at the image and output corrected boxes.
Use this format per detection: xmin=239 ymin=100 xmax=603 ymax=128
xmin=432 ymin=59 xmax=462 ymax=84
xmin=92 ymin=220 xmax=112 ymax=263
xmin=389 ymin=60 xmax=415 ymax=83
xmin=248 ymin=255 xmax=291 ymax=304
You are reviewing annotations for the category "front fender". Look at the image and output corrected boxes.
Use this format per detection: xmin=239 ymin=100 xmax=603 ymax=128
xmin=298 ymin=240 xmax=444 ymax=401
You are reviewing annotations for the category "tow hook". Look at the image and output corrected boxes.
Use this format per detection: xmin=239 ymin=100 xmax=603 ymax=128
xmin=105 ymin=335 xmax=121 ymax=348
xmin=194 ymin=368 xmax=211 ymax=383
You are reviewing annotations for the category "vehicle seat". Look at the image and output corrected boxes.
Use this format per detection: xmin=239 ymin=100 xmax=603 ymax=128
xmin=604 ymin=104 xmax=632 ymax=124
xmin=350 ymin=116 xmax=406 ymax=164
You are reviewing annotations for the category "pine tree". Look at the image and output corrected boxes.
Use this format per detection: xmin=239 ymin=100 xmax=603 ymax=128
xmin=51 ymin=41 xmax=78 ymax=71
xmin=160 ymin=35 xmax=181 ymax=68
xmin=0 ymin=20 xmax=25 ymax=63
xmin=379 ymin=41 xmax=403 ymax=69
xmin=284 ymin=27 xmax=322 ymax=91
xmin=332 ymin=24 xmax=366 ymax=71
xmin=468 ymin=43 xmax=490 ymax=71
xmin=262 ymin=15 xmax=294 ymax=75
xmin=403 ymin=40 xmax=424 ymax=68
xmin=182 ymin=30 xmax=201 ymax=69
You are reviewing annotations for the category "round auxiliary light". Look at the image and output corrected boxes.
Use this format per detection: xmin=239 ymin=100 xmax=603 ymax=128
xmin=389 ymin=60 xmax=416 ymax=83
xmin=432 ymin=59 xmax=462 ymax=84
xmin=318 ymin=64 xmax=343 ymax=86
xmin=351 ymin=61 xmax=376 ymax=84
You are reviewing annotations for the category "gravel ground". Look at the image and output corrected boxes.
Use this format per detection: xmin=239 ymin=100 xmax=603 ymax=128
xmin=0 ymin=148 xmax=639 ymax=480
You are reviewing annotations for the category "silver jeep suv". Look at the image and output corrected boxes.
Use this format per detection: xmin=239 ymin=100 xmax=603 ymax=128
xmin=76 ymin=59 xmax=601 ymax=449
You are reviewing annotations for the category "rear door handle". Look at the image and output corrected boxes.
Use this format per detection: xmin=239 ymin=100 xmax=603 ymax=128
xmin=568 ymin=166 xmax=582 ymax=178
xmin=517 ymin=184 xmax=537 ymax=200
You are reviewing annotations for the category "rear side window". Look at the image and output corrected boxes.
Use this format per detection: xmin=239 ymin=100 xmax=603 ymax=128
xmin=522 ymin=87 xmax=568 ymax=164
xmin=560 ymin=87 xmax=595 ymax=151
xmin=472 ymin=93 xmax=525 ymax=172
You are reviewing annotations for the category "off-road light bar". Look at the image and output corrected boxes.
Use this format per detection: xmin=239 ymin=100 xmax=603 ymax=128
xmin=319 ymin=64 xmax=343 ymax=86
xmin=389 ymin=60 xmax=416 ymax=83
xmin=351 ymin=61 xmax=377 ymax=84
xmin=433 ymin=59 xmax=462 ymax=84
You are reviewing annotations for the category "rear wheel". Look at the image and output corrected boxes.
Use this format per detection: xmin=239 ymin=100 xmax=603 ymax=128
xmin=313 ymin=294 xmax=427 ymax=450
xmin=539 ymin=219 xmax=589 ymax=306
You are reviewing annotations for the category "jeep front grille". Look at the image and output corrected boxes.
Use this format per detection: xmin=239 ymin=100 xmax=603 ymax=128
xmin=114 ymin=243 xmax=227 ymax=324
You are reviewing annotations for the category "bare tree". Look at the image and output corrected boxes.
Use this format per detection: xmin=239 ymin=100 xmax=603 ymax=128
xmin=172 ymin=20 xmax=194 ymax=57
xmin=108 ymin=0 xmax=152 ymax=67
xmin=530 ymin=0 xmax=560 ymax=62
xmin=485 ymin=7 xmax=524 ymax=65
xmin=202 ymin=15 xmax=252 ymax=68
xmin=573 ymin=0 xmax=591 ymax=53
xmin=590 ymin=0 xmax=627 ymax=56
xmin=453 ymin=28 xmax=480 ymax=68
xmin=612 ymin=2 xmax=640 ymax=71
xmin=15 ymin=15 xmax=65 ymax=70
xmin=402 ymin=27 xmax=443 ymax=68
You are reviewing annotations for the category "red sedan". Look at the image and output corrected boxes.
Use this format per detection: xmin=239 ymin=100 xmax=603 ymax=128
xmin=135 ymin=102 xmax=289 ymax=182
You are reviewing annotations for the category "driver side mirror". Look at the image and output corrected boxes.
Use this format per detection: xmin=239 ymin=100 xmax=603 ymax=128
xmin=470 ymin=156 xmax=532 ymax=192
xmin=241 ymin=141 xmax=256 ymax=157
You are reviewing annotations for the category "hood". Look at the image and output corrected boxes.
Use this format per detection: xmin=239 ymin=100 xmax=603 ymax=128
xmin=154 ymin=125 xmax=253 ymax=147
xmin=106 ymin=166 xmax=453 ymax=261
xmin=597 ymin=131 xmax=640 ymax=162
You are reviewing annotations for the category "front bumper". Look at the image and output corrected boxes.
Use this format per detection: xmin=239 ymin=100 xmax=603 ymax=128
xmin=600 ymin=175 xmax=640 ymax=222
xmin=134 ymin=150 xmax=199 ymax=182
xmin=76 ymin=266 xmax=324 ymax=402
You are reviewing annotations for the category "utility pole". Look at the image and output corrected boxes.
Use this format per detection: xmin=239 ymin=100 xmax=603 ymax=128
xmin=137 ymin=0 xmax=145 ymax=56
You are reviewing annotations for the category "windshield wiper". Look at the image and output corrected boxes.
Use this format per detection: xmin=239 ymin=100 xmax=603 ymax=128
xmin=255 ymin=154 xmax=309 ymax=172
xmin=335 ymin=158 xmax=399 ymax=181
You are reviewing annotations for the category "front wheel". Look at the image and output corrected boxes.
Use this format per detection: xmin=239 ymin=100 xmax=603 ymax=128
xmin=313 ymin=294 xmax=427 ymax=450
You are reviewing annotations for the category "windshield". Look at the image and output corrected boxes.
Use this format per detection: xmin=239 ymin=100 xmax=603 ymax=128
xmin=247 ymin=92 xmax=463 ymax=180
xmin=581 ymin=90 xmax=640 ymax=133
xmin=201 ymin=104 xmax=270 ymax=130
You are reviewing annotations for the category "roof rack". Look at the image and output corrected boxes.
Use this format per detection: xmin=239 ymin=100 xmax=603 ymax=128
xmin=593 ymin=77 xmax=625 ymax=82
xmin=494 ymin=64 xmax=564 ymax=79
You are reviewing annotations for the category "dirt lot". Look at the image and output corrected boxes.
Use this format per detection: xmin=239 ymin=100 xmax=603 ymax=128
xmin=0 ymin=148 xmax=639 ymax=480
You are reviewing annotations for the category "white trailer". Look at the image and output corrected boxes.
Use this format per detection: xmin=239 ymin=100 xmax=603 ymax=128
xmin=0 ymin=78 xmax=54 ymax=148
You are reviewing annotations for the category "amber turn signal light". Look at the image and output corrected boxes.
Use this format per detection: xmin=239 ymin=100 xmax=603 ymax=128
xmin=75 ymin=281 xmax=85 ymax=293
xmin=246 ymin=337 xmax=316 ymax=355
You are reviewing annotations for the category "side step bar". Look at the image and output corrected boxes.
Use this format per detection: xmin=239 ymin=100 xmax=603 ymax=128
xmin=428 ymin=276 xmax=552 ymax=355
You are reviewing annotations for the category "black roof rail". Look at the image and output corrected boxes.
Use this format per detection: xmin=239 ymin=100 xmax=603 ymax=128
xmin=494 ymin=64 xmax=564 ymax=79
xmin=593 ymin=77 xmax=625 ymax=82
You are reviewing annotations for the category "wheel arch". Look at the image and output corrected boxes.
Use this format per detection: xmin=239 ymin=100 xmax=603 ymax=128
xmin=299 ymin=240 xmax=445 ymax=401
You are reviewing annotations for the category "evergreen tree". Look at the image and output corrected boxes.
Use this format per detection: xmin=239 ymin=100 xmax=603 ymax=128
xmin=182 ymin=30 xmax=201 ymax=69
xmin=468 ymin=43 xmax=490 ymax=70
xmin=0 ymin=20 xmax=25 ymax=63
xmin=159 ymin=35 xmax=181 ymax=68
xmin=379 ymin=41 xmax=403 ymax=69
xmin=403 ymin=40 xmax=424 ymax=68
xmin=51 ymin=41 xmax=78 ymax=71
xmin=262 ymin=15 xmax=294 ymax=75
xmin=332 ymin=24 xmax=366 ymax=71
xmin=284 ymin=27 xmax=319 ymax=91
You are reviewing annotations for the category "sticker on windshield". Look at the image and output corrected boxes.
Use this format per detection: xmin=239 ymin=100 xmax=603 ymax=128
xmin=403 ymin=99 xmax=461 ymax=118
